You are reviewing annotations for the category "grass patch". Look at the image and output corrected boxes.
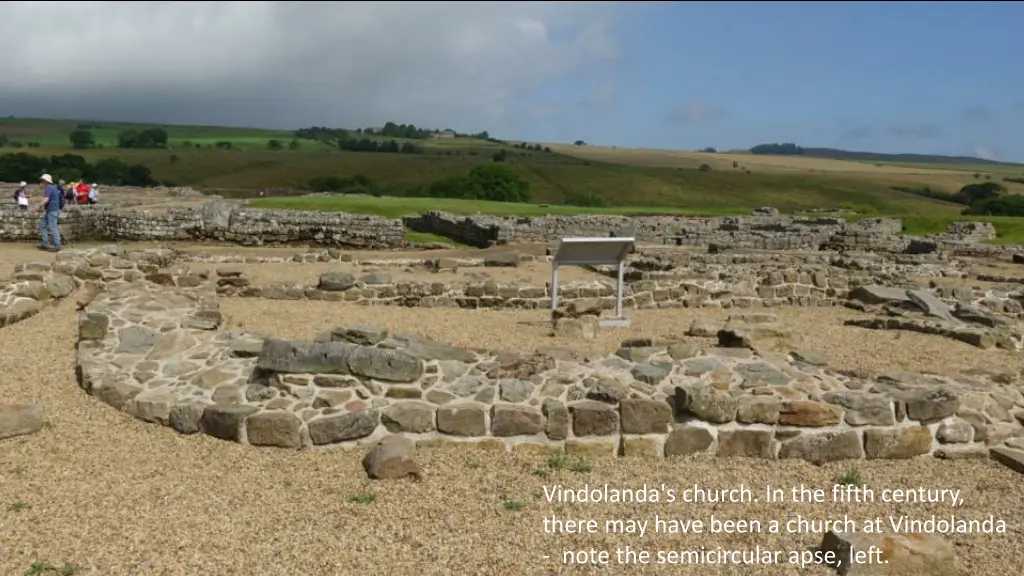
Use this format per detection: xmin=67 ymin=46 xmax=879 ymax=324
xmin=405 ymin=230 xmax=467 ymax=247
xmin=901 ymin=215 xmax=1024 ymax=244
xmin=348 ymin=492 xmax=377 ymax=505
xmin=834 ymin=468 xmax=863 ymax=486
xmin=248 ymin=194 xmax=742 ymax=218
xmin=502 ymin=499 xmax=526 ymax=511
xmin=25 ymin=560 xmax=77 ymax=576
xmin=8 ymin=502 xmax=31 ymax=512
xmin=544 ymin=450 xmax=593 ymax=474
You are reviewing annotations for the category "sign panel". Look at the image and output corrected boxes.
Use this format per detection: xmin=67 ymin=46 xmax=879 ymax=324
xmin=552 ymin=237 xmax=636 ymax=267
xmin=550 ymin=237 xmax=635 ymax=327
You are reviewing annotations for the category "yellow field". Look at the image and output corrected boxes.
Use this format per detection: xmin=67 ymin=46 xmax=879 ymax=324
xmin=545 ymin=144 xmax=1024 ymax=195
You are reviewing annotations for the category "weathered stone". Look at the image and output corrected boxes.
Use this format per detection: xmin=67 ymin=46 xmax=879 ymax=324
xmin=619 ymin=398 xmax=672 ymax=434
xmin=778 ymin=430 xmax=863 ymax=463
xmin=437 ymin=403 xmax=486 ymax=436
xmin=79 ymin=313 xmax=109 ymax=340
xmin=936 ymin=420 xmax=973 ymax=444
xmin=778 ymin=401 xmax=843 ymax=427
xmin=169 ymin=402 xmax=206 ymax=434
xmin=620 ymin=436 xmax=661 ymax=458
xmin=736 ymin=397 xmax=780 ymax=425
xmin=679 ymin=385 xmax=738 ymax=423
xmin=362 ymin=434 xmax=423 ymax=480
xmin=333 ymin=325 xmax=389 ymax=346
xmin=498 ymin=379 xmax=534 ymax=403
xmin=864 ymin=426 xmax=932 ymax=459
xmin=717 ymin=429 xmax=775 ymax=459
xmin=630 ymin=362 xmax=671 ymax=385
xmin=570 ymin=401 xmax=619 ymax=436
xmin=903 ymin=388 xmax=959 ymax=423
xmin=318 ymin=272 xmax=356 ymax=291
xmin=381 ymin=401 xmax=436 ymax=433
xmin=990 ymin=446 xmax=1024 ymax=474
xmin=0 ymin=404 xmax=44 ymax=440
xmin=200 ymin=404 xmax=259 ymax=442
xmin=307 ymin=409 xmax=380 ymax=445
xmin=664 ymin=426 xmax=714 ymax=457
xmin=822 ymin=391 xmax=895 ymax=426
xmin=116 ymin=325 xmax=159 ymax=354
xmin=819 ymin=530 xmax=956 ymax=576
xmin=246 ymin=411 xmax=302 ymax=448
xmin=490 ymin=404 xmax=543 ymax=436
xmin=257 ymin=339 xmax=356 ymax=374
xmin=347 ymin=346 xmax=423 ymax=382
xmin=542 ymin=399 xmax=569 ymax=440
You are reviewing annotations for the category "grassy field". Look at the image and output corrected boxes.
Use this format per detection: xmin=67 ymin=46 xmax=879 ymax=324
xmin=4 ymin=116 xmax=1024 ymax=241
xmin=247 ymin=194 xmax=1024 ymax=242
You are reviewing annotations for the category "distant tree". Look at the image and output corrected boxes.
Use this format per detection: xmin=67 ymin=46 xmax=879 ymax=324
xmin=492 ymin=149 xmax=508 ymax=162
xmin=426 ymin=164 xmax=530 ymax=203
xmin=732 ymin=161 xmax=739 ymax=169
xmin=750 ymin=142 xmax=804 ymax=155
xmin=69 ymin=129 xmax=96 ymax=149
xmin=169 ymin=154 xmax=179 ymax=167
xmin=574 ymin=140 xmax=586 ymax=146
xmin=699 ymin=147 xmax=717 ymax=153
xmin=698 ymin=163 xmax=712 ymax=171
xmin=215 ymin=141 xmax=233 ymax=150
xmin=288 ymin=139 xmax=301 ymax=150
xmin=952 ymin=181 xmax=1005 ymax=205
xmin=0 ymin=133 xmax=9 ymax=148
xmin=267 ymin=139 xmax=283 ymax=150
xmin=117 ymin=128 xmax=167 ymax=149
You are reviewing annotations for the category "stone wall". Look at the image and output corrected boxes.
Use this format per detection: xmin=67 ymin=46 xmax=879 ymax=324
xmin=0 ymin=203 xmax=406 ymax=248
xmin=403 ymin=211 xmax=913 ymax=250
xmin=76 ymin=279 xmax=1024 ymax=462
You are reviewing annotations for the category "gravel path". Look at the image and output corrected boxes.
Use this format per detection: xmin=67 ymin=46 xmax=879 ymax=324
xmin=191 ymin=258 xmax=604 ymax=286
xmin=3 ymin=242 xmax=1024 ymax=575
xmin=221 ymin=299 xmax=1024 ymax=377
xmin=1 ymin=302 xmax=1022 ymax=575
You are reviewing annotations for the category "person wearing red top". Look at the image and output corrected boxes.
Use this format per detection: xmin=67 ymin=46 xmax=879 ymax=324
xmin=75 ymin=181 xmax=90 ymax=204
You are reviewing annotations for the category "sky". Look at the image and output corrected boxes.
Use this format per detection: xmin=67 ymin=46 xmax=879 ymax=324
xmin=1 ymin=1 xmax=1022 ymax=160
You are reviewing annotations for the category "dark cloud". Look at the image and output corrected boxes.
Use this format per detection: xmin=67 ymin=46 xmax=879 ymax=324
xmin=0 ymin=2 xmax=619 ymax=133
xmin=665 ymin=99 xmax=725 ymax=126
xmin=885 ymin=123 xmax=943 ymax=139
xmin=960 ymin=106 xmax=993 ymax=123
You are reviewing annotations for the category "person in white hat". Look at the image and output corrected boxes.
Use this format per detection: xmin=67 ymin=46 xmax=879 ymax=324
xmin=13 ymin=181 xmax=29 ymax=210
xmin=87 ymin=183 xmax=99 ymax=205
xmin=37 ymin=173 xmax=63 ymax=251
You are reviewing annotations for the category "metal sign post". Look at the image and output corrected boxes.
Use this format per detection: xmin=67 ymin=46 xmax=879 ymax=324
xmin=550 ymin=237 xmax=635 ymax=328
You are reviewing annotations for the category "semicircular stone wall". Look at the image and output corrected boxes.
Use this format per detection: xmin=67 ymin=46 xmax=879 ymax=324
xmin=76 ymin=270 xmax=1024 ymax=462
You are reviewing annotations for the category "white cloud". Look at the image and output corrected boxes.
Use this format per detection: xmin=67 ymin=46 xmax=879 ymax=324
xmin=0 ymin=1 xmax=619 ymax=133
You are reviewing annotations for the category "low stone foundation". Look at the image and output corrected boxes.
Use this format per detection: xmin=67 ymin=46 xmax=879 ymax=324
xmin=0 ymin=203 xmax=406 ymax=248
xmin=72 ymin=266 xmax=1024 ymax=463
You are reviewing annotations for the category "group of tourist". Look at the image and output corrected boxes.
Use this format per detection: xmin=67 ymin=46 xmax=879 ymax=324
xmin=11 ymin=173 xmax=104 ymax=252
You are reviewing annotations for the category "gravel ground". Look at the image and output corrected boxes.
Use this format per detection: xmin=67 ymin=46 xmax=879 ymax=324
xmin=2 ymin=244 xmax=1024 ymax=574
xmin=221 ymin=299 xmax=1024 ymax=377
xmin=0 ymin=302 xmax=1022 ymax=575
xmin=191 ymin=258 xmax=604 ymax=286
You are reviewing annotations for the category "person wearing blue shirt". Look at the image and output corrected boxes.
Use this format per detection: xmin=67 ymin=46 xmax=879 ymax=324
xmin=38 ymin=173 xmax=63 ymax=252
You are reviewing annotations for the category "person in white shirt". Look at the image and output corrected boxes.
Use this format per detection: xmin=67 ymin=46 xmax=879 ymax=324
xmin=13 ymin=181 xmax=29 ymax=210
xmin=88 ymin=184 xmax=99 ymax=204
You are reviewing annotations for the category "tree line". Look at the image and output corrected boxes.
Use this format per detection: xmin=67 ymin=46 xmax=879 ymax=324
xmin=304 ymin=164 xmax=532 ymax=203
xmin=68 ymin=127 xmax=169 ymax=149
xmin=0 ymin=152 xmax=157 ymax=187
xmin=893 ymin=181 xmax=1024 ymax=216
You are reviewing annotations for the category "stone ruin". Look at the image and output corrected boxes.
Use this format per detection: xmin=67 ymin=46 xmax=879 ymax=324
xmin=1 ymin=244 xmax=1020 ymax=472
xmin=1 ymin=194 xmax=1021 ymax=257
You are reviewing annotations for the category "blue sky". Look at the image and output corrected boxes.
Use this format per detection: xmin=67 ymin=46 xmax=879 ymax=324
xmin=1 ymin=1 xmax=1021 ymax=161
xmin=527 ymin=1 xmax=1024 ymax=161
